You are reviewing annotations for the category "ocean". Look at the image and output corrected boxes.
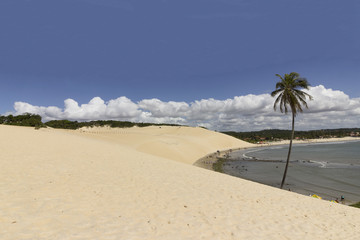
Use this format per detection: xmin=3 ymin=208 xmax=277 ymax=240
xmin=224 ymin=140 xmax=360 ymax=204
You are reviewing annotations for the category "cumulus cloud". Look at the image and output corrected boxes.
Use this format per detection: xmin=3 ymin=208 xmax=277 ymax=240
xmin=305 ymin=85 xmax=358 ymax=113
xmin=6 ymin=85 xmax=360 ymax=131
xmin=106 ymin=97 xmax=141 ymax=119
xmin=138 ymin=99 xmax=189 ymax=118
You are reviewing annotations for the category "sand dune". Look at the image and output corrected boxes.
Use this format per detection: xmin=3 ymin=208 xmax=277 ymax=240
xmin=75 ymin=125 xmax=254 ymax=165
xmin=0 ymin=125 xmax=359 ymax=239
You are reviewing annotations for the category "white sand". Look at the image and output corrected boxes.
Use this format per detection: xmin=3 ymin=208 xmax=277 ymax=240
xmin=264 ymin=136 xmax=360 ymax=146
xmin=0 ymin=125 xmax=359 ymax=239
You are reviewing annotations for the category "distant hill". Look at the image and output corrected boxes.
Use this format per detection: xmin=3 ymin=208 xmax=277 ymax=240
xmin=222 ymin=128 xmax=360 ymax=143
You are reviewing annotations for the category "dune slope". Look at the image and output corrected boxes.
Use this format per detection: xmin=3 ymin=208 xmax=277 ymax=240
xmin=0 ymin=125 xmax=359 ymax=239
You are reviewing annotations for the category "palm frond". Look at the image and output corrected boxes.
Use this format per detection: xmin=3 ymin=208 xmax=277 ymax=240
xmin=275 ymin=74 xmax=284 ymax=82
xmin=272 ymin=72 xmax=313 ymax=115
xmin=271 ymin=88 xmax=283 ymax=97
xmin=273 ymin=93 xmax=283 ymax=111
xmin=293 ymin=89 xmax=313 ymax=101
xmin=289 ymin=72 xmax=300 ymax=79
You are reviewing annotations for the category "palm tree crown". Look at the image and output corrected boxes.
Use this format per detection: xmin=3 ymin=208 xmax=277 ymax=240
xmin=271 ymin=72 xmax=313 ymax=116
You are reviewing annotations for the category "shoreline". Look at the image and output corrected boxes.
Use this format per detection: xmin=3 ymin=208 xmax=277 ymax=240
xmin=194 ymin=136 xmax=360 ymax=204
xmin=260 ymin=136 xmax=360 ymax=146
xmin=194 ymin=136 xmax=360 ymax=168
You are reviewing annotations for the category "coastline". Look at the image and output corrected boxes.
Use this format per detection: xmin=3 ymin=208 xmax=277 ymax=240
xmin=262 ymin=136 xmax=360 ymax=146
xmin=195 ymin=136 xmax=360 ymax=205
xmin=194 ymin=136 xmax=360 ymax=169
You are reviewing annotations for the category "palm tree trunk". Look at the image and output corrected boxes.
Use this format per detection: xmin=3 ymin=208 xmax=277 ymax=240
xmin=280 ymin=112 xmax=295 ymax=189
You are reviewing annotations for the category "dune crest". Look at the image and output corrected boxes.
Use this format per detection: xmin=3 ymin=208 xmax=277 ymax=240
xmin=75 ymin=125 xmax=254 ymax=164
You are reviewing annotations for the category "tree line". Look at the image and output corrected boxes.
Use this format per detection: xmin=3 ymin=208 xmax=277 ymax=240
xmin=222 ymin=128 xmax=360 ymax=143
xmin=0 ymin=113 xmax=181 ymax=129
xmin=45 ymin=119 xmax=181 ymax=129
xmin=0 ymin=113 xmax=44 ymax=128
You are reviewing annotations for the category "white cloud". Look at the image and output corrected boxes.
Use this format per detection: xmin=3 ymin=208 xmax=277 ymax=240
xmin=6 ymin=85 xmax=360 ymax=131
xmin=63 ymin=97 xmax=107 ymax=120
xmin=138 ymin=98 xmax=189 ymax=118
xmin=305 ymin=85 xmax=358 ymax=113
xmin=44 ymin=106 xmax=63 ymax=119
xmin=13 ymin=102 xmax=62 ymax=122
xmin=106 ymin=97 xmax=141 ymax=119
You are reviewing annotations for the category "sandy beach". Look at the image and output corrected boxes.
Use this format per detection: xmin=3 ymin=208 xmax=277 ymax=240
xmin=1 ymin=125 xmax=359 ymax=239
xmin=264 ymin=136 xmax=360 ymax=146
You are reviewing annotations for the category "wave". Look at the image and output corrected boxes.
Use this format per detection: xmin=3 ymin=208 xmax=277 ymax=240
xmin=298 ymin=159 xmax=360 ymax=169
xmin=268 ymin=146 xmax=285 ymax=150
xmin=242 ymin=145 xmax=287 ymax=159
xmin=233 ymin=141 xmax=360 ymax=166
xmin=310 ymin=141 xmax=347 ymax=146
xmin=242 ymin=148 xmax=264 ymax=159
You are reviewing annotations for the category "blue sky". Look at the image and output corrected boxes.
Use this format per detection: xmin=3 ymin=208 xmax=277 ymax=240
xmin=1 ymin=0 xmax=359 ymax=131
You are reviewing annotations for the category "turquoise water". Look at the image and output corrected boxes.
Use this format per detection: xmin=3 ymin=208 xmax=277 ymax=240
xmin=225 ymin=141 xmax=360 ymax=204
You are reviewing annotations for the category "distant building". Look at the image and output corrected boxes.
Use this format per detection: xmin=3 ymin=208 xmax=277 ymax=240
xmin=350 ymin=132 xmax=360 ymax=137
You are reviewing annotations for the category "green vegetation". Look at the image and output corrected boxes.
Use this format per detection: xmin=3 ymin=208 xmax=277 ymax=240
xmin=0 ymin=113 xmax=182 ymax=129
xmin=350 ymin=202 xmax=360 ymax=208
xmin=212 ymin=157 xmax=227 ymax=173
xmin=45 ymin=120 xmax=81 ymax=129
xmin=222 ymin=128 xmax=360 ymax=143
xmin=271 ymin=72 xmax=313 ymax=189
xmin=0 ymin=113 xmax=45 ymax=128
xmin=45 ymin=120 xmax=181 ymax=129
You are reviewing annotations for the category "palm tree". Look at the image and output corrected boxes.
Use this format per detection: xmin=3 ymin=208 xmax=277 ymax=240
xmin=271 ymin=72 xmax=313 ymax=189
